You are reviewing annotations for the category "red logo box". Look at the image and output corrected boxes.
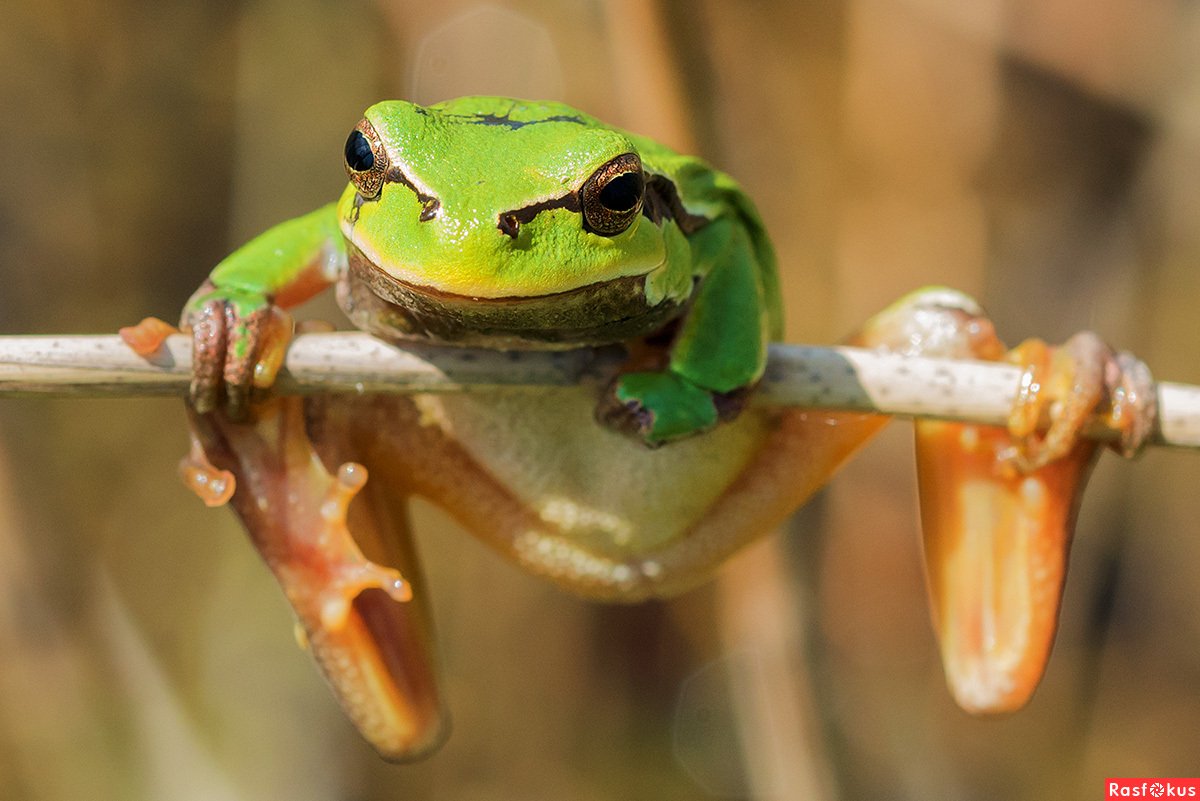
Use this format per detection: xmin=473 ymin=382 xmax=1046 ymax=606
xmin=1106 ymin=779 xmax=1200 ymax=798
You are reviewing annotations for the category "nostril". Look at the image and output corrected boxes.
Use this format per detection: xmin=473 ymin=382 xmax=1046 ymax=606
xmin=498 ymin=213 xmax=520 ymax=239
xmin=419 ymin=199 xmax=440 ymax=222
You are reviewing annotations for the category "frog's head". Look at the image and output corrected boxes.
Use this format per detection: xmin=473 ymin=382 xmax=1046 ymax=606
xmin=336 ymin=97 xmax=699 ymax=348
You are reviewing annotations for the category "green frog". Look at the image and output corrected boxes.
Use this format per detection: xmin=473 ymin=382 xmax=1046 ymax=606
xmin=122 ymin=96 xmax=1154 ymax=760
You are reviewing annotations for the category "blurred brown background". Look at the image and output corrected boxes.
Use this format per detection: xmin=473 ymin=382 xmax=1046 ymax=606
xmin=1 ymin=1 xmax=1198 ymax=799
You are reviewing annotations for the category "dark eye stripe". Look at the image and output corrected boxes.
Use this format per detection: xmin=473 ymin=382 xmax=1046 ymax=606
xmin=639 ymin=174 xmax=709 ymax=235
xmin=493 ymin=163 xmax=711 ymax=240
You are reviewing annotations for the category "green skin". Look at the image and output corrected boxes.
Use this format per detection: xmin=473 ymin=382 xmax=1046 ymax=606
xmin=186 ymin=96 xmax=783 ymax=444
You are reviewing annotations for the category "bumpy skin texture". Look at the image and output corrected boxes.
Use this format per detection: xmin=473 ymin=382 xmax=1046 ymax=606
xmin=174 ymin=98 xmax=1144 ymax=761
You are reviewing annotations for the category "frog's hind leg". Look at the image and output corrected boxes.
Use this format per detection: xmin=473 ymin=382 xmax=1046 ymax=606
xmin=185 ymin=396 xmax=447 ymax=761
xmin=861 ymin=288 xmax=1154 ymax=714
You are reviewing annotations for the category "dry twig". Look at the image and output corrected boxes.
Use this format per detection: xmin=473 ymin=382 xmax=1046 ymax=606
xmin=1 ymin=332 xmax=1197 ymax=449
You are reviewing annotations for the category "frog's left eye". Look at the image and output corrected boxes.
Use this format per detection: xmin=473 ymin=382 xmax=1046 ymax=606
xmin=580 ymin=153 xmax=644 ymax=236
xmin=344 ymin=119 xmax=389 ymax=199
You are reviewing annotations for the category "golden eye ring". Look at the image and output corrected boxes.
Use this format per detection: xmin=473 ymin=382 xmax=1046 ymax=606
xmin=580 ymin=152 xmax=644 ymax=236
xmin=344 ymin=118 xmax=389 ymax=199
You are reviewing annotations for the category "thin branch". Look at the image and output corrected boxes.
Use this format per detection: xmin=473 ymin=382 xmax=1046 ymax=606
xmin=1 ymin=332 xmax=1198 ymax=450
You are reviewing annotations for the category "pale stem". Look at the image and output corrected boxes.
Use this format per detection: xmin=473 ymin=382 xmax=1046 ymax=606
xmin=1 ymin=332 xmax=1197 ymax=450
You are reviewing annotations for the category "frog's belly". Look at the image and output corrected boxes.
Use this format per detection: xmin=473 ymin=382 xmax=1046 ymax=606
xmin=411 ymin=387 xmax=774 ymax=557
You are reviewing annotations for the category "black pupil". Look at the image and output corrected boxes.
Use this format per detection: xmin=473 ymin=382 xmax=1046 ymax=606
xmin=345 ymin=130 xmax=375 ymax=172
xmin=598 ymin=172 xmax=643 ymax=212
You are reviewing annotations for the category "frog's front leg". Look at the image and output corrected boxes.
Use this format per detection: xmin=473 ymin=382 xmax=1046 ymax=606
xmin=182 ymin=203 xmax=345 ymax=418
xmin=602 ymin=218 xmax=774 ymax=444
xmin=860 ymin=288 xmax=1155 ymax=714
xmin=184 ymin=396 xmax=447 ymax=760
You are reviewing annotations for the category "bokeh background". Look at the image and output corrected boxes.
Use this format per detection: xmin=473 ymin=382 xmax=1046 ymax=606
xmin=1 ymin=1 xmax=1198 ymax=799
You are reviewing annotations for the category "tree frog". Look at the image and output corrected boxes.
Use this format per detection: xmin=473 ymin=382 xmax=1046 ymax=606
xmin=122 ymin=96 xmax=1155 ymax=761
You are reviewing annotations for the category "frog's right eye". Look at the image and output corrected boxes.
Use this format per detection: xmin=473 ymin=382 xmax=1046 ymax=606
xmin=344 ymin=119 xmax=389 ymax=199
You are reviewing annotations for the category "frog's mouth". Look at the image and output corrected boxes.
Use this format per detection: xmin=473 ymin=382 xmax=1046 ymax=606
xmin=340 ymin=243 xmax=684 ymax=349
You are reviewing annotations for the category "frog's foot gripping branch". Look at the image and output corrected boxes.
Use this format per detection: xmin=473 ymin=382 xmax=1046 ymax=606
xmin=915 ymin=327 xmax=1156 ymax=714
xmin=123 ymin=297 xmax=294 ymax=421
xmin=180 ymin=281 xmax=294 ymax=420
xmin=599 ymin=370 xmax=729 ymax=445
xmin=182 ymin=398 xmax=447 ymax=761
